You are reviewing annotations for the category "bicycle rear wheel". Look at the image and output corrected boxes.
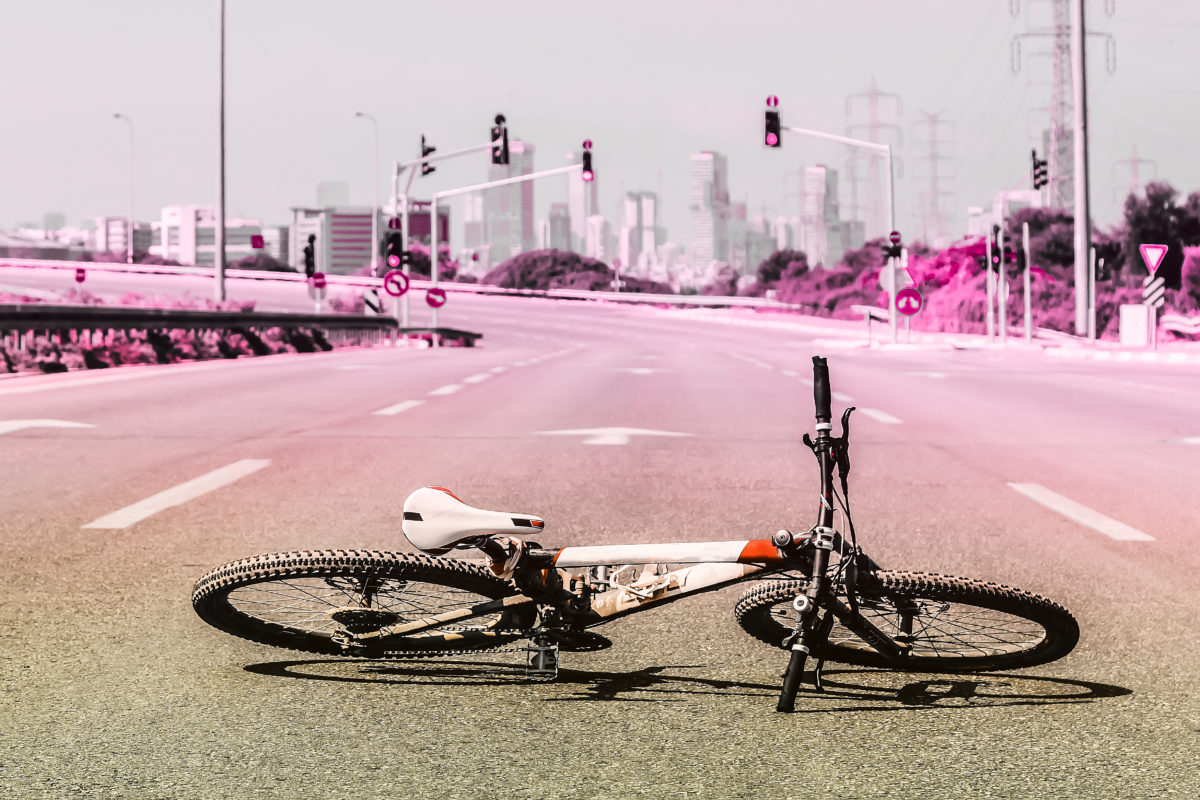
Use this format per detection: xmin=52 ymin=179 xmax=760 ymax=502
xmin=192 ymin=550 xmax=527 ymax=658
xmin=735 ymin=571 xmax=1079 ymax=671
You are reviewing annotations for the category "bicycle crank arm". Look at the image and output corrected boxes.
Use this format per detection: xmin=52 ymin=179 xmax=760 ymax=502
xmin=823 ymin=595 xmax=909 ymax=661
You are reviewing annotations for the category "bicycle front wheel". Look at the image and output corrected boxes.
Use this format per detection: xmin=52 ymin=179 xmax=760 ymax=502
xmin=192 ymin=550 xmax=527 ymax=658
xmin=735 ymin=571 xmax=1079 ymax=671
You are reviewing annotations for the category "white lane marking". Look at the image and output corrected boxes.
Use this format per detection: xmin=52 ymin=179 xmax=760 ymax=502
xmin=373 ymin=400 xmax=425 ymax=416
xmin=463 ymin=373 xmax=492 ymax=384
xmin=1007 ymin=483 xmax=1155 ymax=542
xmin=781 ymin=370 xmax=799 ymax=378
xmin=642 ymin=355 xmax=658 ymax=360
xmin=0 ymin=282 xmax=60 ymax=300
xmin=908 ymin=371 xmax=947 ymax=379
xmin=82 ymin=459 xmax=271 ymax=530
xmin=538 ymin=427 xmax=692 ymax=446
xmin=832 ymin=391 xmax=854 ymax=402
xmin=429 ymin=384 xmax=463 ymax=396
xmin=858 ymin=408 xmax=902 ymax=424
xmin=490 ymin=366 xmax=509 ymax=373
xmin=335 ymin=365 xmax=379 ymax=371
xmin=614 ymin=367 xmax=663 ymax=375
xmin=1182 ymin=437 xmax=1200 ymax=445
xmin=0 ymin=419 xmax=94 ymax=435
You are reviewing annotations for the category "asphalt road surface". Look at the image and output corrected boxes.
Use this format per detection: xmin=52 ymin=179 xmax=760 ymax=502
xmin=3 ymin=293 xmax=1199 ymax=799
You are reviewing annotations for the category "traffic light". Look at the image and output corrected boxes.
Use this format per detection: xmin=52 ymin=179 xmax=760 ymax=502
xmin=384 ymin=232 xmax=403 ymax=269
xmin=879 ymin=242 xmax=901 ymax=262
xmin=490 ymin=114 xmax=509 ymax=165
xmin=581 ymin=151 xmax=594 ymax=182
xmin=1031 ymin=149 xmax=1048 ymax=190
xmin=421 ymin=135 xmax=437 ymax=176
xmin=765 ymin=110 xmax=781 ymax=148
xmin=303 ymin=233 xmax=316 ymax=277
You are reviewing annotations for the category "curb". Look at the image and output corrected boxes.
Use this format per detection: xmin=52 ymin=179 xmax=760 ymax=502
xmin=1044 ymin=347 xmax=1200 ymax=365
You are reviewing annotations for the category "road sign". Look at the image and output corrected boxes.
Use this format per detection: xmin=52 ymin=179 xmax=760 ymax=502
xmin=383 ymin=269 xmax=410 ymax=297
xmin=889 ymin=230 xmax=902 ymax=246
xmin=896 ymin=287 xmax=922 ymax=316
xmin=1139 ymin=243 xmax=1168 ymax=275
xmin=74 ymin=268 xmax=85 ymax=284
xmin=387 ymin=217 xmax=402 ymax=230
xmin=250 ymin=235 xmax=264 ymax=249
xmin=1143 ymin=275 xmax=1166 ymax=308
xmin=878 ymin=263 xmax=915 ymax=292
xmin=426 ymin=287 xmax=447 ymax=308
xmin=364 ymin=289 xmax=382 ymax=315
xmin=312 ymin=272 xmax=327 ymax=290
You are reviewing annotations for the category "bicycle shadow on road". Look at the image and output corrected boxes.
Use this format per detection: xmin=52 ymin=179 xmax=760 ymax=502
xmin=243 ymin=659 xmax=1131 ymax=710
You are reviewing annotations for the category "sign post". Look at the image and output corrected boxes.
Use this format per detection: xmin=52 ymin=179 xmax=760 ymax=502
xmin=309 ymin=272 xmax=326 ymax=313
xmin=896 ymin=286 xmax=922 ymax=344
xmin=888 ymin=231 xmax=901 ymax=344
xmin=1140 ymin=244 xmax=1168 ymax=351
xmin=1023 ymin=222 xmax=1032 ymax=341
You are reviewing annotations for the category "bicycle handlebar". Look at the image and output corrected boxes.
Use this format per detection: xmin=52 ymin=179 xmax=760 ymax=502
xmin=812 ymin=356 xmax=832 ymax=425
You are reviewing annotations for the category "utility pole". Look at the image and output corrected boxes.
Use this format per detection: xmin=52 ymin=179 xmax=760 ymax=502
xmin=215 ymin=0 xmax=226 ymax=302
xmin=913 ymin=110 xmax=954 ymax=246
xmin=1071 ymin=0 xmax=1092 ymax=335
xmin=1112 ymin=144 xmax=1156 ymax=205
xmin=846 ymin=77 xmax=903 ymax=238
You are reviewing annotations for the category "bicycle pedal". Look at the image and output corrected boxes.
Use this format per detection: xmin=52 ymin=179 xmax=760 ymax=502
xmin=525 ymin=640 xmax=560 ymax=681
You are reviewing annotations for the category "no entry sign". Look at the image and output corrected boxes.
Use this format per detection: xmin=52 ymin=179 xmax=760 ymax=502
xmin=383 ymin=269 xmax=410 ymax=297
xmin=426 ymin=287 xmax=447 ymax=308
xmin=312 ymin=272 xmax=327 ymax=290
xmin=74 ymin=268 xmax=86 ymax=284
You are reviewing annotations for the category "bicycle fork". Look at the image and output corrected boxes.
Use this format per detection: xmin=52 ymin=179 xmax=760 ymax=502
xmin=776 ymin=527 xmax=836 ymax=713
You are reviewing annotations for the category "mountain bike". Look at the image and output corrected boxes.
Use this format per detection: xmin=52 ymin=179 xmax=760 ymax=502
xmin=192 ymin=356 xmax=1080 ymax=712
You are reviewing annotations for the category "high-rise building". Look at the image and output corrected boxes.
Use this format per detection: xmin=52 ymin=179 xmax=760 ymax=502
xmin=798 ymin=165 xmax=849 ymax=268
xmin=745 ymin=213 xmax=776 ymax=277
xmin=689 ymin=151 xmax=730 ymax=271
xmin=149 ymin=205 xmax=261 ymax=266
xmin=618 ymin=191 xmax=667 ymax=275
xmin=87 ymin=217 xmax=153 ymax=256
xmin=585 ymin=215 xmax=614 ymax=261
xmin=567 ymin=149 xmax=600 ymax=251
xmin=486 ymin=140 xmax=535 ymax=260
xmin=288 ymin=206 xmax=393 ymax=275
xmin=548 ymin=202 xmax=572 ymax=251
xmin=463 ymin=192 xmax=486 ymax=249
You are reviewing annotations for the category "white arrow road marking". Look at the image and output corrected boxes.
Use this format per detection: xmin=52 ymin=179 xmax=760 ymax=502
xmin=858 ymin=408 xmax=902 ymax=424
xmin=373 ymin=400 xmax=425 ymax=416
xmin=429 ymin=384 xmax=463 ymax=396
xmin=1007 ymin=483 xmax=1155 ymax=541
xmin=463 ymin=373 xmax=492 ymax=384
xmin=538 ymin=427 xmax=693 ymax=446
xmin=83 ymin=459 xmax=271 ymax=530
xmin=613 ymin=368 xmax=664 ymax=375
xmin=0 ymin=419 xmax=95 ymax=436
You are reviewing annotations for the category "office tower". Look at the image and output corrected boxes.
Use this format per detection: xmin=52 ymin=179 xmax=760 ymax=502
xmin=688 ymin=151 xmax=730 ymax=271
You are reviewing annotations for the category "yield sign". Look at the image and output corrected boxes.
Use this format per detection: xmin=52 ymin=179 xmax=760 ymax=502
xmin=1139 ymin=244 xmax=1168 ymax=275
xmin=537 ymin=427 xmax=692 ymax=446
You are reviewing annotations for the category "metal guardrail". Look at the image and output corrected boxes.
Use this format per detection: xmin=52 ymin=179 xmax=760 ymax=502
xmin=0 ymin=257 xmax=803 ymax=310
xmin=1160 ymin=312 xmax=1200 ymax=336
xmin=0 ymin=303 xmax=398 ymax=333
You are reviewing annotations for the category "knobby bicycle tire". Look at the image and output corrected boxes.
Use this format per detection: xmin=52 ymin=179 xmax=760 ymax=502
xmin=192 ymin=549 xmax=526 ymax=658
xmin=734 ymin=571 xmax=1079 ymax=671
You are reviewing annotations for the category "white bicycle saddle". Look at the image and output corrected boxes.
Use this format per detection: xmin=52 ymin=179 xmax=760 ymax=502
xmin=402 ymin=486 xmax=545 ymax=555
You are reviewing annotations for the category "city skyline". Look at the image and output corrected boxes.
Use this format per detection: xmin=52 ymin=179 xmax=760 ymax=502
xmin=3 ymin=1 xmax=1197 ymax=256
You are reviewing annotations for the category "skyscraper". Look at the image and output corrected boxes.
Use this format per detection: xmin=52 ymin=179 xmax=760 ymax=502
xmin=799 ymin=165 xmax=844 ymax=268
xmin=567 ymin=149 xmax=599 ymax=252
xmin=688 ymin=151 xmax=730 ymax=271
xmin=485 ymin=140 xmax=535 ymax=260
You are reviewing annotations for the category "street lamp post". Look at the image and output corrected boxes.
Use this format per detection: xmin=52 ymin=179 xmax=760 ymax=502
xmin=112 ymin=113 xmax=135 ymax=264
xmin=355 ymin=112 xmax=380 ymax=275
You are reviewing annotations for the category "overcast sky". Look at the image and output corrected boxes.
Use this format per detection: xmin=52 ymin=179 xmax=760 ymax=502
xmin=4 ymin=0 xmax=1199 ymax=250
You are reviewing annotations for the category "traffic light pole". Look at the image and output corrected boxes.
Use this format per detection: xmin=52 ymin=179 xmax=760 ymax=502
xmin=390 ymin=137 xmax=504 ymax=329
xmin=429 ymin=163 xmax=585 ymax=339
xmin=999 ymin=226 xmax=1007 ymax=344
xmin=985 ymin=234 xmax=995 ymax=341
xmin=1023 ymin=222 xmax=1032 ymax=341
xmin=784 ymin=126 xmax=895 ymax=340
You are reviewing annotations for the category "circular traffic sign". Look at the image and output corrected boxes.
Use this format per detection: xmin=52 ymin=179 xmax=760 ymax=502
xmin=895 ymin=286 xmax=922 ymax=316
xmin=889 ymin=230 xmax=902 ymax=246
xmin=426 ymin=287 xmax=447 ymax=308
xmin=766 ymin=95 xmax=779 ymax=108
xmin=383 ymin=269 xmax=410 ymax=298
xmin=312 ymin=272 xmax=327 ymax=290
xmin=582 ymin=139 xmax=593 ymax=151
xmin=74 ymin=268 xmax=86 ymax=284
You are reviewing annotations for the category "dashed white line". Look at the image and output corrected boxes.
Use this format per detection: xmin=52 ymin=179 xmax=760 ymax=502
xmin=429 ymin=384 xmax=463 ymax=396
xmin=490 ymin=366 xmax=509 ymax=373
xmin=1007 ymin=483 xmax=1155 ymax=542
xmin=781 ymin=370 xmax=799 ymax=378
xmin=858 ymin=408 xmax=902 ymax=424
xmin=1181 ymin=437 xmax=1200 ymax=445
xmin=832 ymin=391 xmax=854 ymax=402
xmin=373 ymin=400 xmax=425 ymax=416
xmin=463 ymin=373 xmax=492 ymax=384
xmin=82 ymin=459 xmax=271 ymax=530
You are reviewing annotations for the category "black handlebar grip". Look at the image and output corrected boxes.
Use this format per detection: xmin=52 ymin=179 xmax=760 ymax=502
xmin=812 ymin=356 xmax=832 ymax=424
